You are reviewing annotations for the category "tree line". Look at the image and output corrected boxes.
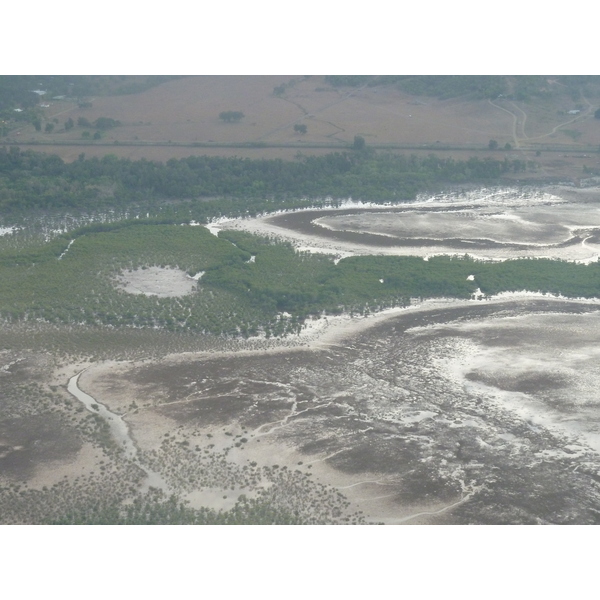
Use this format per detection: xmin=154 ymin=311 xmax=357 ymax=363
xmin=0 ymin=146 xmax=535 ymax=215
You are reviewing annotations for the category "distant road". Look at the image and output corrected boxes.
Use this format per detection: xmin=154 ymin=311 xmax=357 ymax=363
xmin=488 ymin=97 xmax=596 ymax=147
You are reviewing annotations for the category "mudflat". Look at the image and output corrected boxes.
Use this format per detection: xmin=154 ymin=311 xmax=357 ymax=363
xmin=2 ymin=185 xmax=600 ymax=523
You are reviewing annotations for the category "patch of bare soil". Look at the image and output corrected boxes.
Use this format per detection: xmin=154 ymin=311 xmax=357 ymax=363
xmin=114 ymin=266 xmax=196 ymax=297
xmin=0 ymin=413 xmax=81 ymax=479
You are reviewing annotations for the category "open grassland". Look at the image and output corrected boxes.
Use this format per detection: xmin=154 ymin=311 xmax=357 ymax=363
xmin=6 ymin=76 xmax=600 ymax=181
xmin=13 ymin=76 xmax=600 ymax=149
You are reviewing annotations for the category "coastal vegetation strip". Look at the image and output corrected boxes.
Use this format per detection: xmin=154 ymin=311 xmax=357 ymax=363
xmin=0 ymin=222 xmax=598 ymax=338
xmin=0 ymin=147 xmax=596 ymax=338
xmin=0 ymin=146 xmax=533 ymax=216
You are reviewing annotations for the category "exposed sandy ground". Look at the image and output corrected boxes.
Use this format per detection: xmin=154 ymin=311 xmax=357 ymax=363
xmin=5 ymin=289 xmax=600 ymax=522
xmin=217 ymin=186 xmax=600 ymax=263
xmin=74 ymin=305 xmax=449 ymax=521
xmin=75 ymin=292 xmax=600 ymax=524
xmin=114 ymin=266 xmax=196 ymax=297
xmin=23 ymin=443 xmax=106 ymax=490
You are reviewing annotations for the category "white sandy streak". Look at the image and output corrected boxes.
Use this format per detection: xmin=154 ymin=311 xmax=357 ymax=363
xmin=213 ymin=187 xmax=600 ymax=264
xmin=379 ymin=485 xmax=482 ymax=524
xmin=57 ymin=239 xmax=75 ymax=260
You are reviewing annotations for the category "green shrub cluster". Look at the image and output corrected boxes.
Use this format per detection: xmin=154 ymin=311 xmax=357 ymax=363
xmin=1 ymin=222 xmax=598 ymax=339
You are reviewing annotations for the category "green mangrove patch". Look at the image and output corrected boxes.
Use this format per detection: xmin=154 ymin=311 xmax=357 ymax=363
xmin=1 ymin=222 xmax=599 ymax=338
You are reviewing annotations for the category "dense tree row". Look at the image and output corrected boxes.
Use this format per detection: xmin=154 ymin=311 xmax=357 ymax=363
xmin=0 ymin=146 xmax=534 ymax=215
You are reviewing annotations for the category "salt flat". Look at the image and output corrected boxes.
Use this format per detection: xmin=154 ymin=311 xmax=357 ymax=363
xmin=115 ymin=266 xmax=196 ymax=297
xmin=222 ymin=187 xmax=600 ymax=263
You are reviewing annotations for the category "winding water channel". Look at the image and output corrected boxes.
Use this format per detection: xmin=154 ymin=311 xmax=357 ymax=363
xmin=67 ymin=370 xmax=170 ymax=493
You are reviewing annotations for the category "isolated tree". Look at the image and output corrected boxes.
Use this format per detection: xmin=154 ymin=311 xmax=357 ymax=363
xmin=65 ymin=117 xmax=74 ymax=131
xmin=353 ymin=135 xmax=366 ymax=151
xmin=77 ymin=117 xmax=91 ymax=128
xmin=45 ymin=123 xmax=54 ymax=133
xmin=219 ymin=111 xmax=245 ymax=123
xmin=294 ymin=124 xmax=307 ymax=134
xmin=504 ymin=142 xmax=512 ymax=150
xmin=33 ymin=119 xmax=41 ymax=132
xmin=488 ymin=139 xmax=499 ymax=150
xmin=94 ymin=117 xmax=121 ymax=130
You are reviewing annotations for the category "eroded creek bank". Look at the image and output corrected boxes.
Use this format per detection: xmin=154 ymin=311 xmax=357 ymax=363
xmin=67 ymin=371 xmax=170 ymax=494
